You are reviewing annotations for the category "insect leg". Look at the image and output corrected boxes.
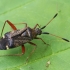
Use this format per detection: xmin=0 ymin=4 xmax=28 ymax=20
xmin=7 ymin=45 xmax=25 ymax=56
xmin=14 ymin=23 xmax=27 ymax=27
xmin=35 ymin=37 xmax=49 ymax=45
xmin=9 ymin=45 xmax=25 ymax=56
xmin=42 ymin=32 xmax=70 ymax=42
xmin=1 ymin=20 xmax=17 ymax=37
xmin=0 ymin=45 xmax=25 ymax=56
xmin=22 ymin=45 xmax=25 ymax=54
xmin=33 ymin=24 xmax=40 ymax=29
xmin=26 ymin=42 xmax=37 ymax=61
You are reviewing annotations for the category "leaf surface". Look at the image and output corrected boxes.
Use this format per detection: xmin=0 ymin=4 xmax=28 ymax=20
xmin=0 ymin=0 xmax=70 ymax=70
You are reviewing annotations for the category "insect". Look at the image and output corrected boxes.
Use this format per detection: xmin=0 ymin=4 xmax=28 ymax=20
xmin=0 ymin=12 xmax=69 ymax=59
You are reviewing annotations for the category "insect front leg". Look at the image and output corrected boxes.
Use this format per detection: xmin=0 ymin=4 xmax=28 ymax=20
xmin=35 ymin=37 xmax=49 ymax=46
xmin=33 ymin=24 xmax=40 ymax=29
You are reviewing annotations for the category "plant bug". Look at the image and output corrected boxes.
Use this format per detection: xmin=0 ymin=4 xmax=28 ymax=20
xmin=0 ymin=12 xmax=69 ymax=60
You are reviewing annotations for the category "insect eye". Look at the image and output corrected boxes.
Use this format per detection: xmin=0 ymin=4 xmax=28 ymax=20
xmin=35 ymin=28 xmax=42 ymax=35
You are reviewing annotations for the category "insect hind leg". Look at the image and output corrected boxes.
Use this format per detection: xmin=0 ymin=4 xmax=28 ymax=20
xmin=1 ymin=20 xmax=17 ymax=37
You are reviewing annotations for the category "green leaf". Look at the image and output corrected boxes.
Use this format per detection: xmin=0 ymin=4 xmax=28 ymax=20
xmin=0 ymin=0 xmax=70 ymax=70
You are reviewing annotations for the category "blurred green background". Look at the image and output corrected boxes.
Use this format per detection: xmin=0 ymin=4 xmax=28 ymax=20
xmin=0 ymin=0 xmax=70 ymax=70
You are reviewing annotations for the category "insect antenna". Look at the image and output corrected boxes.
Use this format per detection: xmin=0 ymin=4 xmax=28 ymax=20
xmin=41 ymin=13 xmax=58 ymax=29
xmin=42 ymin=32 xmax=70 ymax=42
xmin=40 ymin=11 xmax=70 ymax=42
